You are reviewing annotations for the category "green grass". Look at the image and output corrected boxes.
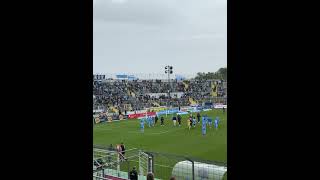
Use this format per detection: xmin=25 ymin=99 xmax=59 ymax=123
xmin=94 ymin=109 xmax=227 ymax=180
xmin=94 ymin=109 xmax=227 ymax=162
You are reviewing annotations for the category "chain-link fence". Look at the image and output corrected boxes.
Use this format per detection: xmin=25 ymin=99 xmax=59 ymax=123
xmin=93 ymin=145 xmax=227 ymax=180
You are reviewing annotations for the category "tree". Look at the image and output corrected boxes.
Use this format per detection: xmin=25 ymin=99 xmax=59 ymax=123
xmin=194 ymin=67 xmax=227 ymax=80
xmin=217 ymin=68 xmax=227 ymax=80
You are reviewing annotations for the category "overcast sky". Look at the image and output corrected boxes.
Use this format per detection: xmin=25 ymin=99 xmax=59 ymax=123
xmin=93 ymin=0 xmax=227 ymax=75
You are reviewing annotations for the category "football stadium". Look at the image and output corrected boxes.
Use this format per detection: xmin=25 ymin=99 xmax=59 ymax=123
xmin=93 ymin=71 xmax=227 ymax=180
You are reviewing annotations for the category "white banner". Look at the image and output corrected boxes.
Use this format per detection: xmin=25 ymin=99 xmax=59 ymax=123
xmin=214 ymin=104 xmax=227 ymax=109
xmin=93 ymin=109 xmax=104 ymax=113
xmin=126 ymin=109 xmax=148 ymax=115
xmin=147 ymin=92 xmax=184 ymax=98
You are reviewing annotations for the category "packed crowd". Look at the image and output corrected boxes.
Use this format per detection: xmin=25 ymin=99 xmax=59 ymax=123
xmin=93 ymin=81 xmax=130 ymax=110
xmin=127 ymin=80 xmax=185 ymax=94
xmin=182 ymin=80 xmax=212 ymax=101
xmin=93 ymin=79 xmax=226 ymax=112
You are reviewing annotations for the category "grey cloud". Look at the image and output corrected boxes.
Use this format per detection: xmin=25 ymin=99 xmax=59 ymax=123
xmin=94 ymin=0 xmax=227 ymax=75
xmin=94 ymin=0 xmax=182 ymax=25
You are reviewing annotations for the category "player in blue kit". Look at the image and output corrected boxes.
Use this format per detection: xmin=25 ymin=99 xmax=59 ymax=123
xmin=152 ymin=116 xmax=155 ymax=126
xmin=147 ymin=116 xmax=153 ymax=127
xmin=207 ymin=117 xmax=213 ymax=128
xmin=140 ymin=118 xmax=145 ymax=133
xmin=201 ymin=115 xmax=207 ymax=135
xmin=214 ymin=117 xmax=220 ymax=129
xmin=151 ymin=116 xmax=155 ymax=127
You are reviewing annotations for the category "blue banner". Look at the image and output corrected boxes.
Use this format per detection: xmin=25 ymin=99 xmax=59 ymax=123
xmin=156 ymin=107 xmax=213 ymax=116
xmin=177 ymin=111 xmax=189 ymax=115
xmin=156 ymin=108 xmax=179 ymax=116
xmin=156 ymin=110 xmax=167 ymax=116
xmin=189 ymin=109 xmax=200 ymax=113
xmin=167 ymin=108 xmax=179 ymax=114
xmin=116 ymin=74 xmax=128 ymax=78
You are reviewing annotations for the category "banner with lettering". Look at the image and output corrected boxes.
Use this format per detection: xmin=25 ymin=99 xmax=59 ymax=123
xmin=128 ymin=112 xmax=156 ymax=119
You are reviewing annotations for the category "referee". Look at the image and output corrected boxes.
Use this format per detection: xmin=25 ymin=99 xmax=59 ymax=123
xmin=177 ymin=114 xmax=182 ymax=126
xmin=155 ymin=115 xmax=159 ymax=125
xmin=197 ymin=112 xmax=201 ymax=123
xmin=160 ymin=116 xmax=164 ymax=126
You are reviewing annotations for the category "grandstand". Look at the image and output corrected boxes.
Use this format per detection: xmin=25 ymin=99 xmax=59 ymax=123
xmin=94 ymin=0 xmax=228 ymax=178
xmin=93 ymin=73 xmax=227 ymax=180
xmin=93 ymin=74 xmax=227 ymax=114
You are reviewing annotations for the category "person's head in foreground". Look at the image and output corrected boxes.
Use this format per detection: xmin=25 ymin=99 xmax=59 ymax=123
xmin=170 ymin=176 xmax=176 ymax=180
xmin=146 ymin=172 xmax=154 ymax=180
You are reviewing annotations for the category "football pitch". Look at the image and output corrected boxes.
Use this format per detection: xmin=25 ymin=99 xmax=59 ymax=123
xmin=93 ymin=109 xmax=227 ymax=163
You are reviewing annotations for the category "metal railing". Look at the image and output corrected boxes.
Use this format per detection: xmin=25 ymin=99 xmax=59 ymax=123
xmin=146 ymin=151 xmax=227 ymax=180
xmin=93 ymin=145 xmax=227 ymax=180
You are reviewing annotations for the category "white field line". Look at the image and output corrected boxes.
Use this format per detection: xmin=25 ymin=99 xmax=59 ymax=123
xmin=127 ymin=127 xmax=185 ymax=135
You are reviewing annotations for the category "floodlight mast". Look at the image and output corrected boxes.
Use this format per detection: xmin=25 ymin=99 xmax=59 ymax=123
xmin=165 ymin=66 xmax=173 ymax=106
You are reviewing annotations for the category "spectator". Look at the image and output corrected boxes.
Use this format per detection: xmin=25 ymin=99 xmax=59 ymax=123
xmin=120 ymin=142 xmax=126 ymax=161
xmin=108 ymin=144 xmax=114 ymax=152
xmin=107 ymin=144 xmax=114 ymax=162
xmin=147 ymin=172 xmax=154 ymax=180
xmin=129 ymin=167 xmax=138 ymax=180
xmin=169 ymin=177 xmax=176 ymax=180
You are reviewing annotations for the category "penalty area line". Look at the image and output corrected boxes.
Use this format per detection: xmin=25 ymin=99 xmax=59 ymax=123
xmin=128 ymin=127 xmax=185 ymax=135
